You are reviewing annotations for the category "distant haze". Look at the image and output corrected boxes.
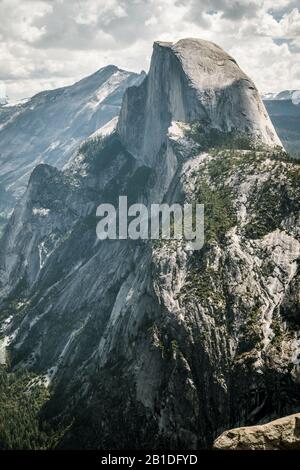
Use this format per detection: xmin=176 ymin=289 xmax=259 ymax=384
xmin=293 ymin=91 xmax=300 ymax=105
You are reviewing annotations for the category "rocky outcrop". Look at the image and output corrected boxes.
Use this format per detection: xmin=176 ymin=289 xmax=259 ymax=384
xmin=118 ymin=38 xmax=282 ymax=166
xmin=0 ymin=39 xmax=299 ymax=450
xmin=214 ymin=413 xmax=300 ymax=450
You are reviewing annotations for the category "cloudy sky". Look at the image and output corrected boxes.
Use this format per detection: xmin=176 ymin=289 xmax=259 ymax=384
xmin=0 ymin=0 xmax=299 ymax=100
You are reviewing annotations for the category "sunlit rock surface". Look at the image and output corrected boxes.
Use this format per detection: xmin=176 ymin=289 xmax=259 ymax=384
xmin=118 ymin=38 xmax=281 ymax=166
xmin=214 ymin=413 xmax=300 ymax=450
xmin=0 ymin=66 xmax=143 ymax=218
xmin=0 ymin=39 xmax=299 ymax=450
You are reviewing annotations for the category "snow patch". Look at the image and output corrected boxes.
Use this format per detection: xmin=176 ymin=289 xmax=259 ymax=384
xmin=32 ymin=207 xmax=50 ymax=217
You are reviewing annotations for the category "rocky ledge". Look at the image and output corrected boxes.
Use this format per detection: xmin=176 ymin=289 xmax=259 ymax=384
xmin=214 ymin=413 xmax=300 ymax=450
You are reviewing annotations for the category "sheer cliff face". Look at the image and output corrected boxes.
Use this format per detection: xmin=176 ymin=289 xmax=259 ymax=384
xmin=0 ymin=39 xmax=299 ymax=450
xmin=118 ymin=39 xmax=282 ymax=165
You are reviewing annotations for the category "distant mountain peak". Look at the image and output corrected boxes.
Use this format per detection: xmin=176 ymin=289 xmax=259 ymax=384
xmin=262 ymin=89 xmax=300 ymax=105
xmin=263 ymin=89 xmax=300 ymax=154
xmin=0 ymin=65 xmax=143 ymax=218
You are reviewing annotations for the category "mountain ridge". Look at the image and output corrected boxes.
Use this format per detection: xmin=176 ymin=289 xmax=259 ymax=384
xmin=0 ymin=38 xmax=300 ymax=450
xmin=0 ymin=65 xmax=144 ymax=223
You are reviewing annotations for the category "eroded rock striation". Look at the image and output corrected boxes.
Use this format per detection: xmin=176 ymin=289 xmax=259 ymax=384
xmin=0 ymin=39 xmax=299 ymax=449
xmin=118 ymin=38 xmax=281 ymax=166
xmin=0 ymin=66 xmax=143 ymax=221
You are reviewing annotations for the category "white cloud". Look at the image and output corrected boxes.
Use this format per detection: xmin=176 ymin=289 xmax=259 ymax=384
xmin=264 ymin=0 xmax=295 ymax=9
xmin=280 ymin=8 xmax=300 ymax=37
xmin=0 ymin=0 xmax=299 ymax=99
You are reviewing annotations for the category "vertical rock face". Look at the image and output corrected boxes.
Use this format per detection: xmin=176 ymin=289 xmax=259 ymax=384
xmin=118 ymin=38 xmax=282 ymax=165
xmin=0 ymin=39 xmax=299 ymax=450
